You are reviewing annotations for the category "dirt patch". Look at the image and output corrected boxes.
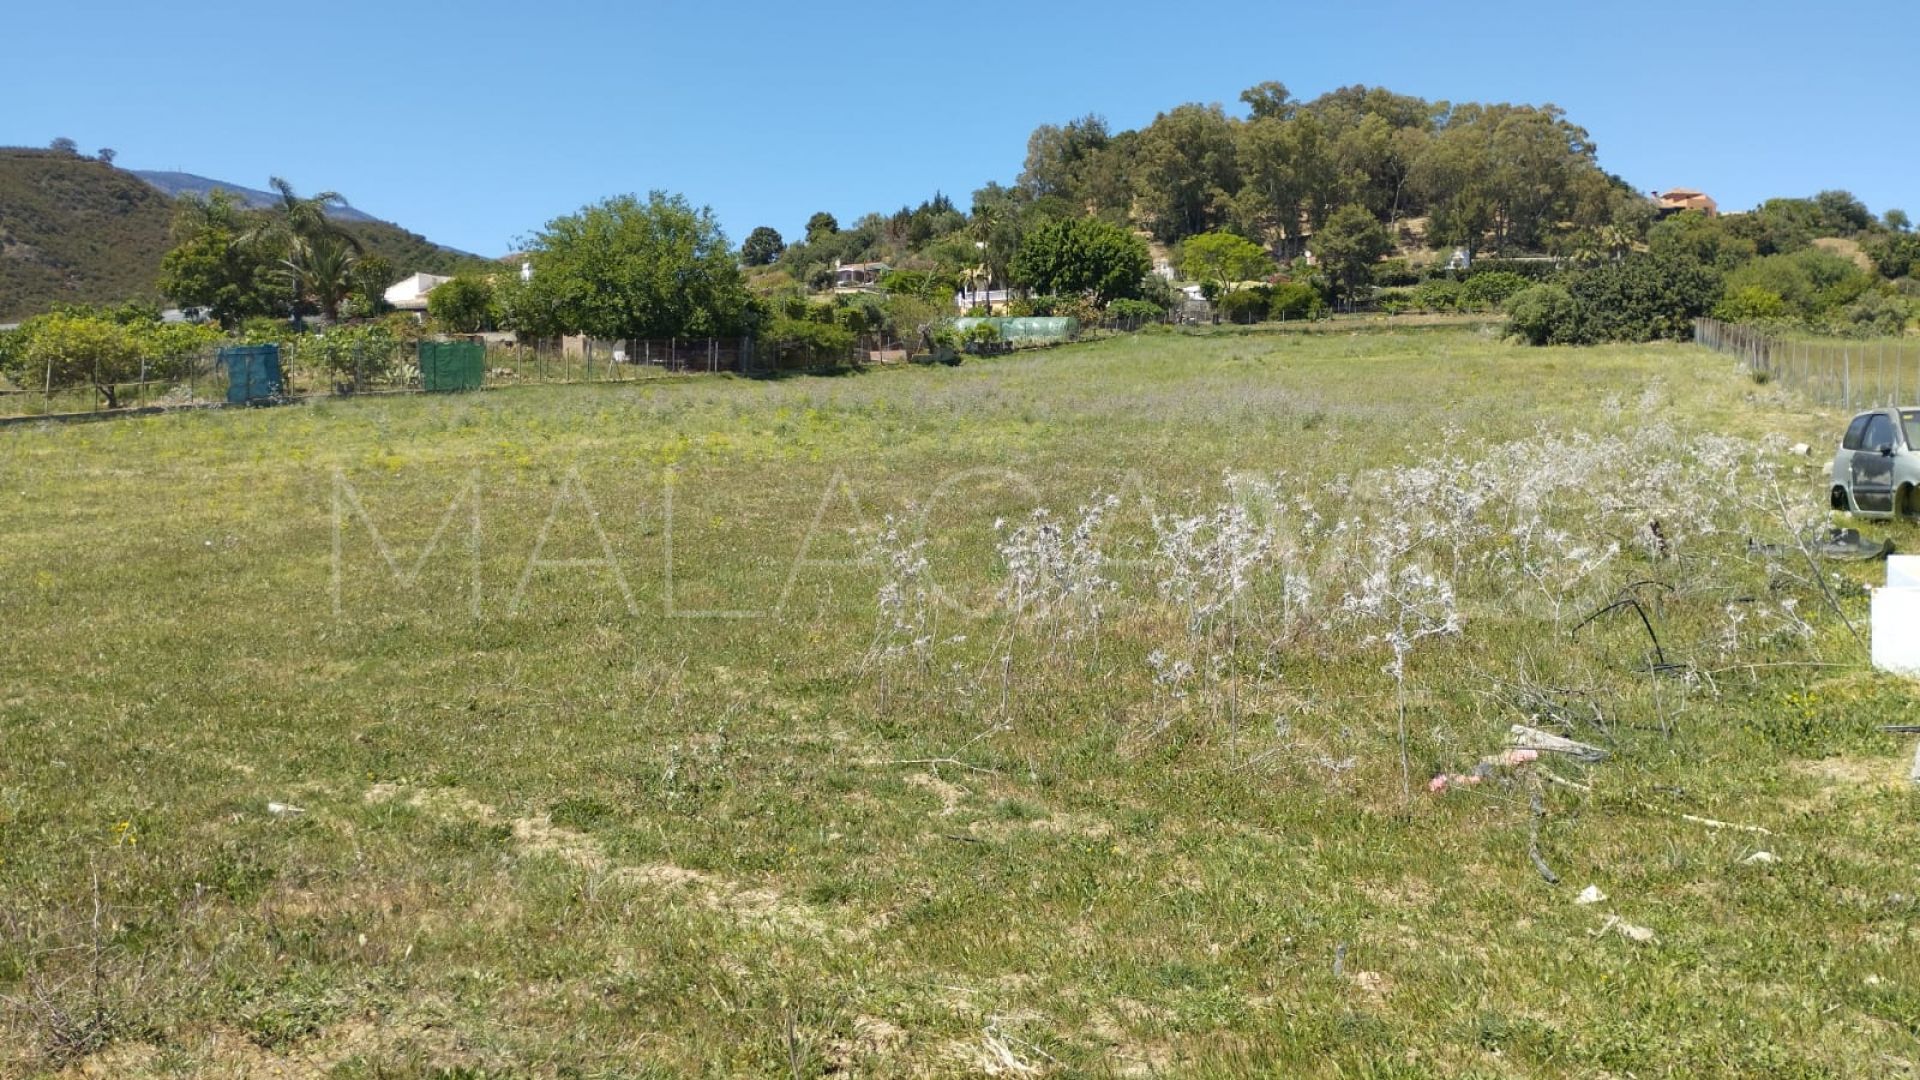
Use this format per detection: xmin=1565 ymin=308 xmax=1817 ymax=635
xmin=1784 ymin=753 xmax=1911 ymax=813
xmin=511 ymin=813 xmax=611 ymax=871
xmin=57 ymin=1017 xmax=466 ymax=1079
xmin=1792 ymin=754 xmax=1905 ymax=788
xmin=824 ymin=1015 xmax=908 ymax=1073
xmin=907 ymin=772 xmax=969 ymax=816
xmin=1350 ymin=969 xmax=1394 ymax=1002
xmin=368 ymin=784 xmax=855 ymax=941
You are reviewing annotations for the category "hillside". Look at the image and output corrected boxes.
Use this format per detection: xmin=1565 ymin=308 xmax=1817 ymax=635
xmin=0 ymin=149 xmax=173 ymax=320
xmin=0 ymin=148 xmax=485 ymax=321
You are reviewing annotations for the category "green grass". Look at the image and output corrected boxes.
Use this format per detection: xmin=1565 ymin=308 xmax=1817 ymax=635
xmin=2 ymin=325 xmax=1918 ymax=1077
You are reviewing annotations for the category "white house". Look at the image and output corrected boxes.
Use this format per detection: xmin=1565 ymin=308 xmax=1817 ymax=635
xmin=384 ymin=272 xmax=453 ymax=312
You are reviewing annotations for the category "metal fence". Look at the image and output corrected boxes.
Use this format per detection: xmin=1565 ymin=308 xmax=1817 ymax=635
xmin=0 ymin=336 xmax=809 ymax=421
xmin=1695 ymin=317 xmax=1920 ymax=411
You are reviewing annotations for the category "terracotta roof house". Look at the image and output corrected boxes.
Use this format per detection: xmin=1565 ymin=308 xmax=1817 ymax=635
xmin=1654 ymin=188 xmax=1718 ymax=218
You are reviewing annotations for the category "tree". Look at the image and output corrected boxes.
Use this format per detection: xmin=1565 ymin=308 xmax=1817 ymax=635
xmin=1019 ymin=115 xmax=1115 ymax=207
xmin=1239 ymin=81 xmax=1297 ymax=121
xmin=244 ymin=177 xmax=365 ymax=323
xmin=1008 ymin=217 xmax=1150 ymax=304
xmin=23 ymin=313 xmax=140 ymax=408
xmin=805 ymin=212 xmax=839 ymax=243
xmin=97 ymin=148 xmax=116 ymax=165
xmin=742 ymin=226 xmax=785 ymax=266
xmin=1176 ymin=231 xmax=1273 ymax=293
xmin=1813 ymin=190 xmax=1872 ymax=236
xmin=48 ymin=137 xmax=77 ymax=155
xmin=1133 ymin=104 xmax=1240 ymax=241
xmin=286 ymin=233 xmax=360 ymax=322
xmin=1887 ymin=209 xmax=1912 ymax=234
xmin=347 ymin=255 xmax=397 ymax=317
xmin=1313 ymin=204 xmax=1392 ymax=303
xmin=1647 ymin=209 xmax=1754 ymax=271
xmin=428 ymin=275 xmax=496 ymax=332
xmin=514 ymin=192 xmax=752 ymax=340
xmin=157 ymin=190 xmax=284 ymax=328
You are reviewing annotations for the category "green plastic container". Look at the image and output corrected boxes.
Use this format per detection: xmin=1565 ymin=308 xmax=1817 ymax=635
xmin=419 ymin=341 xmax=485 ymax=392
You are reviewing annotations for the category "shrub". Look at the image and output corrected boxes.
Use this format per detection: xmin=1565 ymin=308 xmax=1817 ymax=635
xmin=0 ymin=325 xmax=27 ymax=385
xmin=762 ymin=316 xmax=855 ymax=368
xmin=960 ymin=321 xmax=1003 ymax=353
xmin=1714 ymin=285 xmax=1788 ymax=324
xmin=1835 ymin=292 xmax=1911 ymax=338
xmin=1412 ymin=279 xmax=1465 ymax=312
xmin=1723 ymin=249 xmax=1870 ymax=320
xmin=1567 ymin=254 xmax=1723 ymax=343
xmin=1267 ymin=282 xmax=1325 ymax=321
xmin=1372 ymin=258 xmax=1422 ymax=287
xmin=1463 ymin=258 xmax=1560 ymax=281
xmin=1505 ymin=284 xmax=1580 ymax=346
xmin=1461 ymin=270 xmax=1531 ymax=309
xmin=1216 ymin=289 xmax=1269 ymax=324
xmin=1106 ymin=298 xmax=1164 ymax=324
xmin=305 ymin=323 xmax=400 ymax=387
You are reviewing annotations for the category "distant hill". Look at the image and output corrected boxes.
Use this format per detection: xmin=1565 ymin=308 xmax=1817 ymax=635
xmin=129 ymin=170 xmax=384 ymax=225
xmin=0 ymin=148 xmax=486 ymax=321
xmin=0 ymin=149 xmax=173 ymax=321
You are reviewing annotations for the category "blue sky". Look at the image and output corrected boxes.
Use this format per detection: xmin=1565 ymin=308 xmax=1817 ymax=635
xmin=5 ymin=1 xmax=1915 ymax=256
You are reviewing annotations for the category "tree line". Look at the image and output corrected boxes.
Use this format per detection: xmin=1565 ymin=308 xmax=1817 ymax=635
xmin=8 ymin=77 xmax=1914 ymax=403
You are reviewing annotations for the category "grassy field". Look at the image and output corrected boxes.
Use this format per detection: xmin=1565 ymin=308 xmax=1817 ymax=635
xmin=3 ymin=324 xmax=1918 ymax=1077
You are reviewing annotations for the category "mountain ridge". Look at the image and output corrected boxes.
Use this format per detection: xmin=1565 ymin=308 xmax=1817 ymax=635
xmin=129 ymin=170 xmax=385 ymax=225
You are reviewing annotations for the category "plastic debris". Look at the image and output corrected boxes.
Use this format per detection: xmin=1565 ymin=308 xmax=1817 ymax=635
xmin=267 ymin=802 xmax=306 ymax=816
xmin=1741 ymin=851 xmax=1777 ymax=865
xmin=1509 ymin=724 xmax=1608 ymax=763
xmin=1747 ymin=527 xmax=1895 ymax=562
xmin=1575 ymin=884 xmax=1607 ymax=905
xmin=1593 ymin=915 xmax=1656 ymax=943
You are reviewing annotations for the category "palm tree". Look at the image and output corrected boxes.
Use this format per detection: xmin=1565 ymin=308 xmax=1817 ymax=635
xmin=244 ymin=177 xmax=364 ymax=324
xmin=285 ymin=233 xmax=360 ymax=322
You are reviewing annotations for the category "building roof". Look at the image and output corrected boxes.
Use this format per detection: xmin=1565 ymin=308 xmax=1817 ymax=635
xmin=383 ymin=272 xmax=453 ymax=311
xmin=1656 ymin=188 xmax=1717 ymax=213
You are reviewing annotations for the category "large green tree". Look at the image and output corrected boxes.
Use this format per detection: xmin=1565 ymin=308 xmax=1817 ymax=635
xmin=1008 ymin=217 xmax=1150 ymax=304
xmin=512 ymin=192 xmax=752 ymax=340
xmin=1177 ymin=231 xmax=1273 ymax=293
xmin=741 ymin=226 xmax=785 ymax=266
xmin=1133 ymin=104 xmax=1240 ymax=241
xmin=156 ymin=191 xmax=284 ymax=328
xmin=427 ymin=274 xmax=496 ymax=332
xmin=1314 ymin=204 xmax=1393 ymax=303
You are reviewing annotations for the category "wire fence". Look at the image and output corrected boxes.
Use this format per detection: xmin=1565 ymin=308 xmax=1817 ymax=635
xmin=1695 ymin=317 xmax=1920 ymax=411
xmin=0 ymin=335 xmax=848 ymax=422
xmin=2 ymin=310 xmax=1447 ymax=424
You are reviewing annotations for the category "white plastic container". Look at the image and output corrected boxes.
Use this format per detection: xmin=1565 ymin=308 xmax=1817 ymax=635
xmin=1887 ymin=556 xmax=1920 ymax=590
xmin=1870 ymin=586 xmax=1920 ymax=676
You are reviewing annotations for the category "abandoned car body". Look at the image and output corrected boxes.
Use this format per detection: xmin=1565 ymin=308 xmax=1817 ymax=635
xmin=1831 ymin=408 xmax=1920 ymax=518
